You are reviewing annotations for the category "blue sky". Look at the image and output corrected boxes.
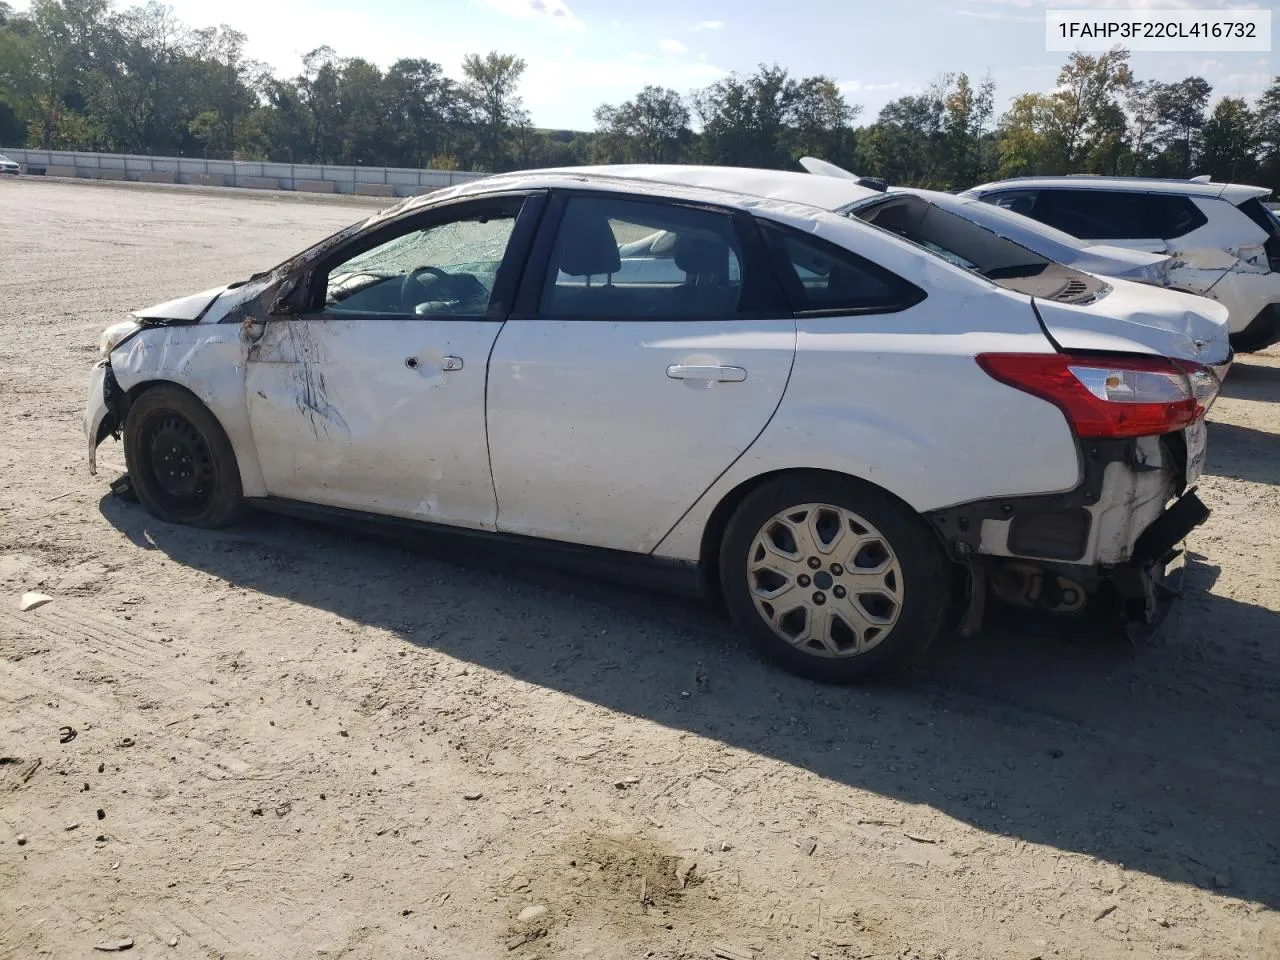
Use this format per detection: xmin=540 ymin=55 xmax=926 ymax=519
xmin=16 ymin=0 xmax=1279 ymax=129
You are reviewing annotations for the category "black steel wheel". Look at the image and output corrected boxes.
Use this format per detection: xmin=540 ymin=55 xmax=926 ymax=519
xmin=123 ymin=384 xmax=243 ymax=528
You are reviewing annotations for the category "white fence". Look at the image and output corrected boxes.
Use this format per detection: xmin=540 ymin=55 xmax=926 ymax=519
xmin=0 ymin=147 xmax=486 ymax=197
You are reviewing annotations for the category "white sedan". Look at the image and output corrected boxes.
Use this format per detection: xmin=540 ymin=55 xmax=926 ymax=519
xmin=85 ymin=166 xmax=1228 ymax=682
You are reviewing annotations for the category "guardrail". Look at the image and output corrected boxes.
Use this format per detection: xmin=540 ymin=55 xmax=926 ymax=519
xmin=0 ymin=147 xmax=486 ymax=197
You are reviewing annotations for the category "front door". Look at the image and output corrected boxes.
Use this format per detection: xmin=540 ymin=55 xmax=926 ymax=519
xmin=486 ymin=192 xmax=797 ymax=553
xmin=245 ymin=194 xmax=540 ymax=529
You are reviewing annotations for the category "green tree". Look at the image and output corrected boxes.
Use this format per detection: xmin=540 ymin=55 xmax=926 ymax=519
xmin=995 ymin=47 xmax=1133 ymax=177
xmin=461 ymin=50 xmax=527 ymax=171
xmin=693 ymin=64 xmax=856 ymax=171
xmin=1256 ymin=77 xmax=1280 ymax=191
xmin=1152 ymin=76 xmax=1212 ymax=176
xmin=593 ymin=85 xmax=690 ymax=163
xmin=384 ymin=58 xmax=457 ymax=167
xmin=1201 ymin=96 xmax=1258 ymax=183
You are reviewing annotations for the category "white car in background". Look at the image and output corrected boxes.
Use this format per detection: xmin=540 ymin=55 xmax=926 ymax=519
xmin=963 ymin=175 xmax=1280 ymax=351
xmin=0 ymin=154 xmax=21 ymax=175
xmin=86 ymin=166 xmax=1226 ymax=682
xmin=799 ymin=156 xmax=1183 ymax=290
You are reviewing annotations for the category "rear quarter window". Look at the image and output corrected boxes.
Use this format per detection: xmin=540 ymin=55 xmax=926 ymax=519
xmin=761 ymin=222 xmax=925 ymax=316
xmin=1032 ymin=189 xmax=1207 ymax=241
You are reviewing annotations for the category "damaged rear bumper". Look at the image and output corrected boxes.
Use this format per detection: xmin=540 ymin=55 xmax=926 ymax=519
xmin=1109 ymin=487 xmax=1210 ymax=631
xmin=929 ymin=433 xmax=1211 ymax=631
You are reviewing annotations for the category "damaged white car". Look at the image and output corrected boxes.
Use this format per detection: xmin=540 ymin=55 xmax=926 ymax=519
xmin=86 ymin=167 xmax=1228 ymax=682
xmin=962 ymin=175 xmax=1280 ymax=352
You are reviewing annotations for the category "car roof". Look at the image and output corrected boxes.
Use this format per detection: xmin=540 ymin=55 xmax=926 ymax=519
xmin=965 ymin=175 xmax=1271 ymax=205
xmin=387 ymin=165 xmax=880 ymax=217
xmin=366 ymin=165 xmax=992 ymax=290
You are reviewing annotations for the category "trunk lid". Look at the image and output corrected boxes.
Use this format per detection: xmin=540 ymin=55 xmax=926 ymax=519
xmin=1033 ymin=276 xmax=1231 ymax=364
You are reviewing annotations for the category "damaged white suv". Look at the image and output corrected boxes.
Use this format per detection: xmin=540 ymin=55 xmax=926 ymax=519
xmin=86 ymin=166 xmax=1229 ymax=682
xmin=962 ymin=175 xmax=1280 ymax=352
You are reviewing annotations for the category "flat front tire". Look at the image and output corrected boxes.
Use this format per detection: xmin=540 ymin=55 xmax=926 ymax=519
xmin=719 ymin=475 xmax=951 ymax=683
xmin=122 ymin=384 xmax=243 ymax=528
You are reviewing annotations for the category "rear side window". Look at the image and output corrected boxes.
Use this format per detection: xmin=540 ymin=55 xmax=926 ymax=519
xmin=762 ymin=223 xmax=925 ymax=315
xmin=984 ymin=190 xmax=1042 ymax=219
xmin=539 ymin=196 xmax=745 ymax=319
xmin=1236 ymin=197 xmax=1280 ymax=238
xmin=1031 ymin=190 xmax=1207 ymax=241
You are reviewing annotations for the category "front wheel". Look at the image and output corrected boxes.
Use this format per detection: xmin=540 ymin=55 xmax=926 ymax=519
xmin=122 ymin=384 xmax=243 ymax=528
xmin=719 ymin=475 xmax=951 ymax=683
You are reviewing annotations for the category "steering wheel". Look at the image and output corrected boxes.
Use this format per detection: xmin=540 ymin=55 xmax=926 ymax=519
xmin=400 ymin=265 xmax=450 ymax=311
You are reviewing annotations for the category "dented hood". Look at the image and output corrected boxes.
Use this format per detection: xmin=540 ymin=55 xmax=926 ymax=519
xmin=132 ymin=286 xmax=229 ymax=323
xmin=1034 ymin=276 xmax=1231 ymax=364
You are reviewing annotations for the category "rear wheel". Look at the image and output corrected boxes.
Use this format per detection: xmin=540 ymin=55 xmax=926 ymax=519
xmin=719 ymin=475 xmax=951 ymax=683
xmin=123 ymin=384 xmax=243 ymax=528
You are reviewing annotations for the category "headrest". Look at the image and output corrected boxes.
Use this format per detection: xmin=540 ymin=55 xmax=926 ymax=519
xmin=673 ymin=234 xmax=729 ymax=280
xmin=556 ymin=210 xmax=621 ymax=277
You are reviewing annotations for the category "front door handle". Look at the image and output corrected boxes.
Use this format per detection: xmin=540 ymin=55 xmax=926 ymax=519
xmin=666 ymin=364 xmax=747 ymax=383
xmin=405 ymin=355 xmax=463 ymax=371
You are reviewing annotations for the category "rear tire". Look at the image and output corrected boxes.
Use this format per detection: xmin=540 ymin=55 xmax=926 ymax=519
xmin=719 ymin=474 xmax=951 ymax=683
xmin=123 ymin=384 xmax=243 ymax=528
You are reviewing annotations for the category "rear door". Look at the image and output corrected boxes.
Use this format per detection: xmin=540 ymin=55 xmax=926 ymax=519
xmin=485 ymin=191 xmax=797 ymax=553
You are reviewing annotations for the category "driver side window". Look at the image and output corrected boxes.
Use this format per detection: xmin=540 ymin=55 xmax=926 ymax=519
xmin=322 ymin=212 xmax=517 ymax=318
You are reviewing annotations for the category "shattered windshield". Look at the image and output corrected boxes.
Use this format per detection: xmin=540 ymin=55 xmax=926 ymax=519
xmin=343 ymin=216 xmax=513 ymax=277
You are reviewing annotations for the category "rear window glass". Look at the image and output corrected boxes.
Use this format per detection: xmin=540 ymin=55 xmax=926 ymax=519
xmin=1236 ymin=197 xmax=1280 ymax=238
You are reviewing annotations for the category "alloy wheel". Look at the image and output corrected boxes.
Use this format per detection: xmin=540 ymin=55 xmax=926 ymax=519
xmin=747 ymin=502 xmax=904 ymax=658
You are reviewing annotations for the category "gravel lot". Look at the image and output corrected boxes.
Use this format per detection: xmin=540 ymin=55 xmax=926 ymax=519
xmin=2 ymin=178 xmax=1278 ymax=960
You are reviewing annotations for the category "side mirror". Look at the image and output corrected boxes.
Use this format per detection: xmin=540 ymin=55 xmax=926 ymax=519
xmin=268 ymin=276 xmax=302 ymax=317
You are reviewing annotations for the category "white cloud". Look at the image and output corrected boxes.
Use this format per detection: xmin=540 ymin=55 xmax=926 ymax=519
xmin=838 ymin=80 xmax=920 ymax=95
xmin=522 ymin=55 xmax=725 ymax=127
xmin=478 ymin=0 xmax=585 ymax=32
xmin=659 ymin=38 xmax=689 ymax=55
xmin=694 ymin=20 xmax=725 ymax=30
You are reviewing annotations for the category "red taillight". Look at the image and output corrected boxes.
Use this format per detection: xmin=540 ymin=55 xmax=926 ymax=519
xmin=976 ymin=353 xmax=1219 ymax=438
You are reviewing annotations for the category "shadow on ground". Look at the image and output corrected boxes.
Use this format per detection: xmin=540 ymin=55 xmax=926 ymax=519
xmin=1221 ymin=355 xmax=1280 ymax=405
xmin=100 ymin=489 xmax=1280 ymax=909
xmin=1205 ymin=421 xmax=1280 ymax=485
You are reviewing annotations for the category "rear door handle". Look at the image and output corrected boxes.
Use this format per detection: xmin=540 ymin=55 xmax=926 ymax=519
xmin=666 ymin=364 xmax=747 ymax=383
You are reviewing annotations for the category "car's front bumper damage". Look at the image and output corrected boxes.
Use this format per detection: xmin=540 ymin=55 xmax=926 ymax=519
xmin=83 ymin=360 xmax=124 ymax=476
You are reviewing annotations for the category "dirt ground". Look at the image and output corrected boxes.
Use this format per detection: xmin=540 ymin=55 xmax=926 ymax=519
xmin=1 ymin=178 xmax=1278 ymax=960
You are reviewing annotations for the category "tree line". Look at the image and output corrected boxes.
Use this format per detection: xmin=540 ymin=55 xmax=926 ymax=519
xmin=3 ymin=0 xmax=1280 ymax=192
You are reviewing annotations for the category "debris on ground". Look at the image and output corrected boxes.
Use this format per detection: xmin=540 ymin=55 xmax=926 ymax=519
xmin=92 ymin=938 xmax=133 ymax=952
xmin=18 ymin=592 xmax=54 ymax=612
xmin=712 ymin=942 xmax=756 ymax=960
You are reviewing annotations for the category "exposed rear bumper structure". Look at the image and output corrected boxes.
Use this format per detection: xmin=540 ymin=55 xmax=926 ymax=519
xmin=929 ymin=437 xmax=1211 ymax=636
